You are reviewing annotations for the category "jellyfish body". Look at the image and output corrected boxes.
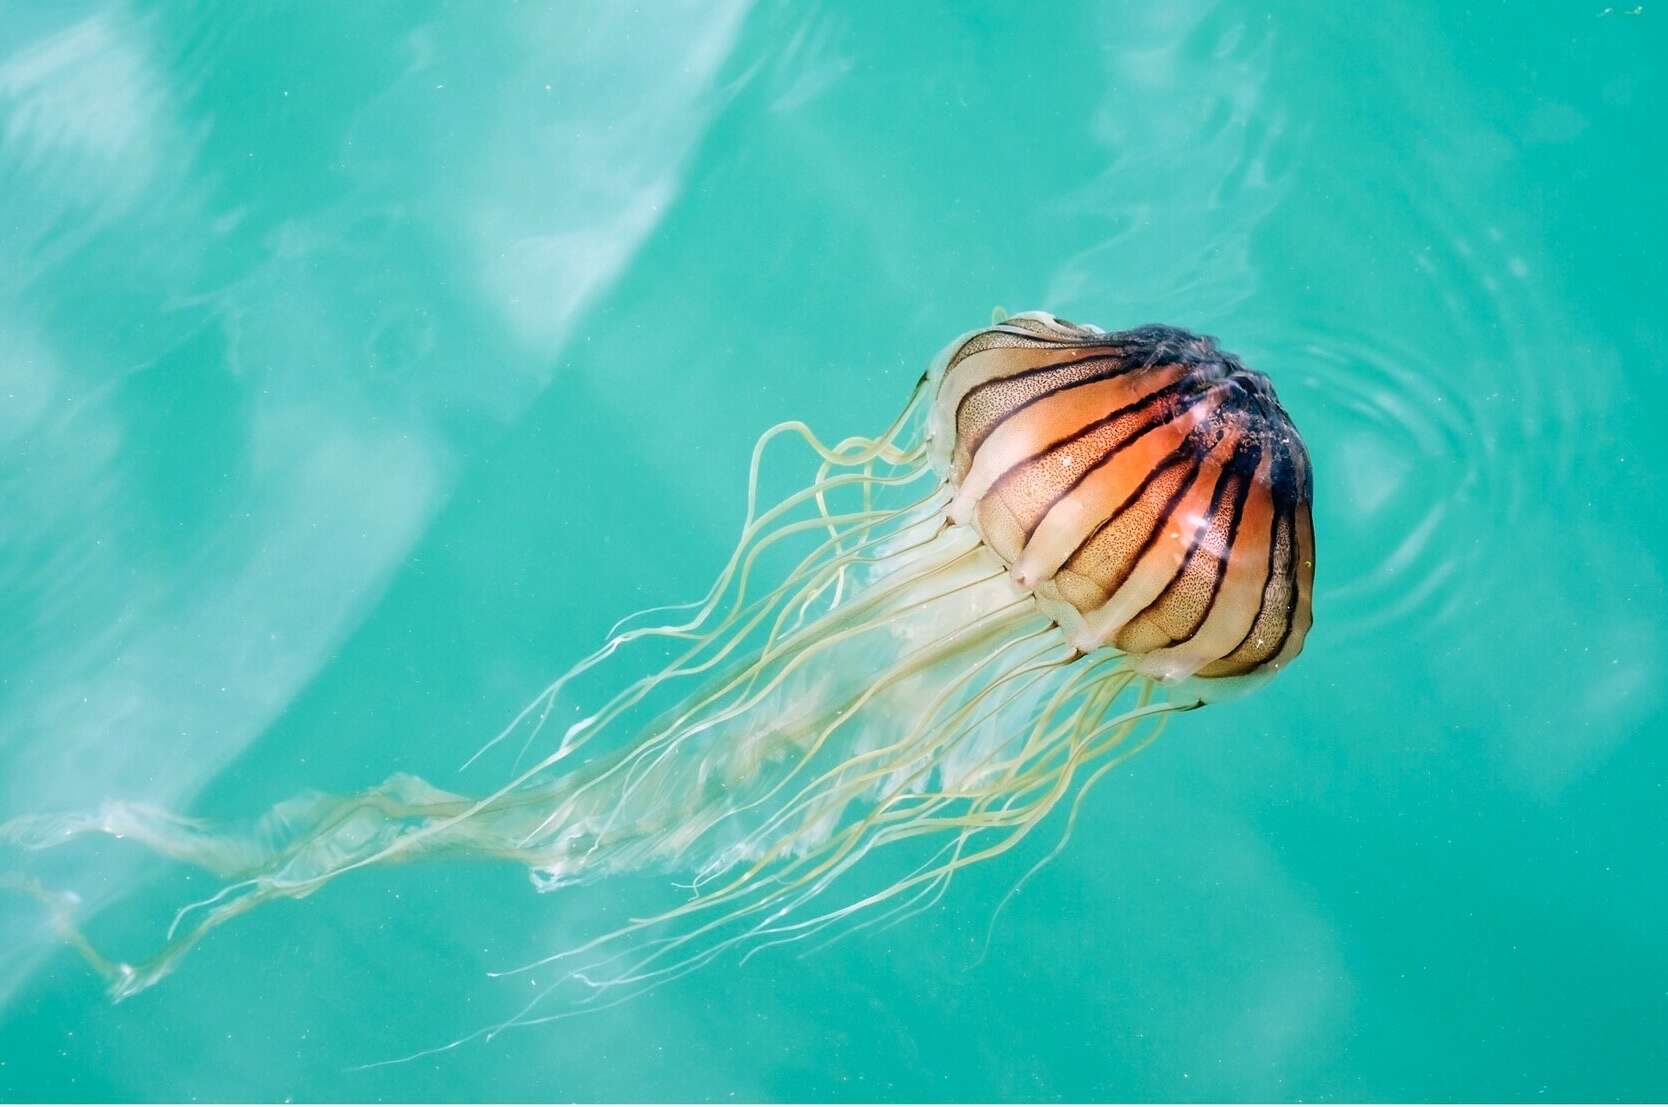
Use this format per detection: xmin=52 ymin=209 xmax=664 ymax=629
xmin=929 ymin=313 xmax=1314 ymax=691
xmin=2 ymin=311 xmax=1314 ymax=1033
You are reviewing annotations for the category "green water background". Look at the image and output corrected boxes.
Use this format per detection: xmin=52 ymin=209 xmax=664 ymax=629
xmin=2 ymin=1 xmax=1665 ymax=1100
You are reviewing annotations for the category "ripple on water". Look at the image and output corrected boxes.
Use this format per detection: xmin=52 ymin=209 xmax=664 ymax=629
xmin=1282 ymin=210 xmax=1590 ymax=657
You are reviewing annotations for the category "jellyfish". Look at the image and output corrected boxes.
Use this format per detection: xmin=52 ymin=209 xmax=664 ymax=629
xmin=3 ymin=311 xmax=1313 ymax=1029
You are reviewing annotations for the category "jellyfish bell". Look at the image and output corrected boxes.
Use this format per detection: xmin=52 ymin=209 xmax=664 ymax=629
xmin=926 ymin=311 xmax=1314 ymax=701
xmin=2 ymin=309 xmax=1314 ymax=1034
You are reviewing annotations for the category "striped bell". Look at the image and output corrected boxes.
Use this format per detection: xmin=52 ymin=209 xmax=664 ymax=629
xmin=927 ymin=311 xmax=1315 ymax=686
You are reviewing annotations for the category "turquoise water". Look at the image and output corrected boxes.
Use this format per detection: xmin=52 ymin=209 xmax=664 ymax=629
xmin=2 ymin=1 xmax=1665 ymax=1100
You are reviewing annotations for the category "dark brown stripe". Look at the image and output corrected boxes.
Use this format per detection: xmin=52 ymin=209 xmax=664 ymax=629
xmin=943 ymin=329 xmax=1120 ymax=385
xmin=1224 ymin=505 xmax=1292 ymax=662
xmin=1265 ymin=507 xmax=1307 ymax=662
xmin=976 ymin=378 xmax=1224 ymax=515
xmin=1133 ymin=459 xmax=1245 ymax=645
xmin=954 ymin=349 xmax=1135 ymax=457
xmin=1064 ymin=452 xmax=1195 ymax=575
xmin=1191 ymin=439 xmax=1266 ymax=629
xmin=1083 ymin=451 xmax=1206 ymax=602
xmin=1014 ymin=414 xmax=1223 ymax=546
xmin=964 ymin=356 xmax=1223 ymax=468
xmin=1168 ymin=450 xmax=1261 ymax=645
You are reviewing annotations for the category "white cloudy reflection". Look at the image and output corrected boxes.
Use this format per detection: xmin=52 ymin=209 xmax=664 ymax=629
xmin=0 ymin=0 xmax=750 ymax=1007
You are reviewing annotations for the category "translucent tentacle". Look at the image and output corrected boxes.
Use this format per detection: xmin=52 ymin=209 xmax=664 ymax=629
xmin=0 ymin=371 xmax=1193 ymax=1042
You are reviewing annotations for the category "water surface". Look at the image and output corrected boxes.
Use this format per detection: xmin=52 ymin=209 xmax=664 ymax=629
xmin=1 ymin=1 xmax=1664 ymax=1100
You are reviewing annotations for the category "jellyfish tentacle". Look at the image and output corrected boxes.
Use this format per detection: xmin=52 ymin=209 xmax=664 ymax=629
xmin=583 ymin=602 xmax=1053 ymax=924
xmin=679 ymin=634 xmax=1063 ymax=901
xmin=579 ymin=587 xmax=1035 ymax=864
xmin=1 ymin=875 xmax=138 ymax=988
xmin=543 ymin=571 xmax=1023 ymax=886
xmin=487 ymin=600 xmax=1064 ymax=984
xmin=467 ymin=461 xmax=937 ymax=771
xmin=599 ymin=374 xmax=930 ymax=645
xmin=639 ymin=593 xmax=1040 ymax=885
xmin=693 ymin=624 xmax=1063 ymax=880
xmin=528 ymin=662 xmax=1181 ymax=1005
xmin=477 ymin=450 xmax=937 ymax=775
xmin=739 ymin=689 xmax=1177 ymax=964
xmin=493 ymin=491 xmax=932 ymax=778
xmin=735 ymin=656 xmax=1096 ymax=960
xmin=1 ymin=492 xmax=986 ymax=1000
xmin=809 ymin=425 xmax=918 ymax=612
xmin=431 ymin=643 xmax=1176 ymax=1029
xmin=646 ymin=509 xmax=964 ymax=746
xmin=503 ymin=493 xmax=947 ymax=773
xmin=976 ymin=710 xmax=1173 ymax=965
xmin=516 ymin=619 xmax=1080 ymax=1019
xmin=516 ymin=641 xmax=1097 ymax=994
xmin=512 ymin=536 xmax=994 ymax=854
xmin=546 ymin=514 xmax=969 ymax=783
xmin=5 ymin=385 xmax=944 ymax=894
xmin=699 ymin=627 xmax=1068 ymax=895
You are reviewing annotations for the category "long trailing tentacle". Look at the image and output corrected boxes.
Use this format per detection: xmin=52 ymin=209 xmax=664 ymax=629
xmin=477 ymin=649 xmax=1172 ymax=1004
xmin=475 ymin=374 xmax=934 ymax=772
xmin=1 ymin=378 xmax=952 ymax=994
xmin=481 ymin=664 xmax=1186 ymax=1033
xmin=1 ymin=362 xmax=1194 ymax=1044
xmin=580 ymin=377 xmax=930 ymax=653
